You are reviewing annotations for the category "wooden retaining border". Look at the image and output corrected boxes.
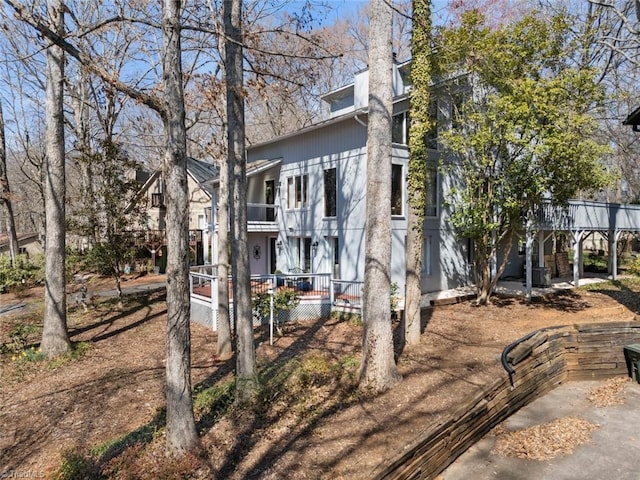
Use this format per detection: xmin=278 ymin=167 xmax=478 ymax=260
xmin=373 ymin=321 xmax=640 ymax=480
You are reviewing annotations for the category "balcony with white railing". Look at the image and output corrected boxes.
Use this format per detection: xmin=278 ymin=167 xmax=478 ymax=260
xmin=210 ymin=203 xmax=278 ymax=232
xmin=536 ymin=200 xmax=640 ymax=232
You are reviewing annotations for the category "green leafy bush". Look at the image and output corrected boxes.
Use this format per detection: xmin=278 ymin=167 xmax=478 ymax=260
xmin=0 ymin=254 xmax=44 ymax=293
xmin=628 ymin=256 xmax=640 ymax=276
xmin=252 ymin=288 xmax=300 ymax=319
xmin=1 ymin=323 xmax=41 ymax=355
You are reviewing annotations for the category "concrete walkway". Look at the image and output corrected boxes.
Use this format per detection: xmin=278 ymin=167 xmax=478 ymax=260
xmin=441 ymin=380 xmax=640 ymax=480
xmin=91 ymin=275 xmax=167 ymax=298
xmin=421 ymin=273 xmax=612 ymax=308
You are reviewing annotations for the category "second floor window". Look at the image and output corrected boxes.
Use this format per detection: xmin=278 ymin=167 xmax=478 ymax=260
xmin=324 ymin=168 xmax=337 ymax=217
xmin=151 ymin=193 xmax=165 ymax=208
xmin=392 ymin=111 xmax=409 ymax=144
xmin=391 ymin=164 xmax=403 ymax=216
xmin=426 ymin=163 xmax=438 ymax=217
xmin=425 ymin=100 xmax=439 ymax=150
xmin=287 ymin=174 xmax=308 ymax=209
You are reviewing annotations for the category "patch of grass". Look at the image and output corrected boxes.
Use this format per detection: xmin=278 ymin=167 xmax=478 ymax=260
xmin=1 ymin=323 xmax=41 ymax=354
xmin=330 ymin=310 xmax=363 ymax=326
xmin=584 ymin=251 xmax=609 ymax=273
xmin=48 ymin=342 xmax=93 ymax=369
xmin=90 ymin=407 xmax=165 ymax=462
xmin=580 ymin=276 xmax=640 ymax=293
xmin=193 ymin=379 xmax=235 ymax=420
xmin=51 ymin=449 xmax=102 ymax=480
xmin=256 ymin=350 xmax=360 ymax=420
xmin=11 ymin=346 xmax=45 ymax=364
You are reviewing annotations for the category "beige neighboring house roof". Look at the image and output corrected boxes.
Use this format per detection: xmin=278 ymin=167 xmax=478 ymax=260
xmin=127 ymin=157 xmax=219 ymax=213
xmin=0 ymin=232 xmax=43 ymax=256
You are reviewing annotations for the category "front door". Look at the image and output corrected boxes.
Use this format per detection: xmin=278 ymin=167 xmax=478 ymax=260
xmin=269 ymin=237 xmax=277 ymax=273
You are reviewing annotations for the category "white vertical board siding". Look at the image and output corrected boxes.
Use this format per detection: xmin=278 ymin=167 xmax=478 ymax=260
xmin=247 ymin=112 xmax=472 ymax=295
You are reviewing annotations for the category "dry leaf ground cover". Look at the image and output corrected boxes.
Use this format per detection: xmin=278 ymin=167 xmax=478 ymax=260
xmin=1 ymin=275 xmax=639 ymax=479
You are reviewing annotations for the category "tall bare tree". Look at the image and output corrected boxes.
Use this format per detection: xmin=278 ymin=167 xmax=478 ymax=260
xmin=41 ymin=0 xmax=70 ymax=357
xmin=4 ymin=0 xmax=200 ymax=454
xmin=162 ymin=0 xmax=200 ymax=454
xmin=224 ymin=0 xmax=258 ymax=403
xmin=359 ymin=0 xmax=401 ymax=392
xmin=0 ymin=100 xmax=19 ymax=264
xmin=216 ymin=141 xmax=233 ymax=360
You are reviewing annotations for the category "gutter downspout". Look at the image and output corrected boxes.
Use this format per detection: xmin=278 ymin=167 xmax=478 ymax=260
xmin=354 ymin=114 xmax=367 ymax=128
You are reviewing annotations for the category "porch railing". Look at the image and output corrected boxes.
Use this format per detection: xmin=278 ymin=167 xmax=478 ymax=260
xmin=330 ymin=279 xmax=364 ymax=309
xmin=247 ymin=203 xmax=278 ymax=222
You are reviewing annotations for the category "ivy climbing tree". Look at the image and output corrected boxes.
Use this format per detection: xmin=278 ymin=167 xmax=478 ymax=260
xmin=404 ymin=0 xmax=432 ymax=346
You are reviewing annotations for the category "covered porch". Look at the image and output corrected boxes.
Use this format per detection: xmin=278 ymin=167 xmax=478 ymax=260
xmin=524 ymin=200 xmax=640 ymax=298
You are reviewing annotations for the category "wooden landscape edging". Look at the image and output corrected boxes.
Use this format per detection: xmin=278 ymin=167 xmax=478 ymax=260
xmin=373 ymin=321 xmax=640 ymax=480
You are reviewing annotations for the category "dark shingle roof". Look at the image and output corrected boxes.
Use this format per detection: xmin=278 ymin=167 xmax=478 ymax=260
xmin=186 ymin=157 xmax=219 ymax=195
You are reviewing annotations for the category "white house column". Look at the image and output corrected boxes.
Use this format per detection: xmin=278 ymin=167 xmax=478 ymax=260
xmin=572 ymin=230 xmax=584 ymax=287
xmin=525 ymin=219 xmax=535 ymax=303
xmin=610 ymin=230 xmax=623 ymax=281
xmin=211 ymin=189 xmax=219 ymax=265
xmin=538 ymin=230 xmax=545 ymax=268
xmin=203 ymin=219 xmax=210 ymax=265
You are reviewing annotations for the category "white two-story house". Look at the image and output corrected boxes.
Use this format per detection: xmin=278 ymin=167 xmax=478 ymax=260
xmin=208 ymin=62 xmax=472 ymax=294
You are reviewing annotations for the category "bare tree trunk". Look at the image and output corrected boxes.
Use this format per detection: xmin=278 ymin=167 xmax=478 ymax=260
xmin=70 ymin=77 xmax=97 ymax=246
xmin=359 ymin=0 xmax=401 ymax=393
xmin=162 ymin=0 xmax=199 ymax=455
xmin=217 ymin=148 xmax=233 ymax=360
xmin=224 ymin=0 xmax=258 ymax=403
xmin=0 ymin=100 xmax=19 ymax=265
xmin=404 ymin=0 xmax=432 ymax=346
xmin=41 ymin=0 xmax=70 ymax=358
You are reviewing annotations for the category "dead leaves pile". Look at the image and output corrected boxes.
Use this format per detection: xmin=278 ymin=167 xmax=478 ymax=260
xmin=491 ymin=377 xmax=632 ymax=461
xmin=587 ymin=376 xmax=630 ymax=407
xmin=491 ymin=417 xmax=599 ymax=461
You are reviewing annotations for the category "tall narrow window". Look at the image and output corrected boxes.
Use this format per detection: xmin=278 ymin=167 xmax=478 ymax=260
xmin=324 ymin=168 xmax=337 ymax=217
xmin=392 ymin=111 xmax=409 ymax=144
xmin=451 ymin=91 xmax=466 ymax=131
xmin=425 ymin=100 xmax=438 ymax=150
xmin=287 ymin=174 xmax=308 ymax=209
xmin=391 ymin=164 xmax=403 ymax=216
xmin=332 ymin=237 xmax=339 ymax=278
xmin=422 ymin=236 xmax=432 ymax=275
xmin=265 ymin=179 xmax=275 ymax=221
xmin=289 ymin=237 xmax=312 ymax=271
xmin=425 ymin=163 xmax=438 ymax=217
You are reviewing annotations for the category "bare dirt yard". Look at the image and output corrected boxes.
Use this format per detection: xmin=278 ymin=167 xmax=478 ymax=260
xmin=1 ymin=274 xmax=639 ymax=479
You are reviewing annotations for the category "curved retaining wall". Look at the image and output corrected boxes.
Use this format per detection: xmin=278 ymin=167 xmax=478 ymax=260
xmin=373 ymin=321 xmax=640 ymax=480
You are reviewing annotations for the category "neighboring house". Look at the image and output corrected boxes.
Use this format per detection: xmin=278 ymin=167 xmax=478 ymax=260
xmin=130 ymin=157 xmax=218 ymax=272
xmin=202 ymin=65 xmax=640 ymax=297
xmin=623 ymin=106 xmax=640 ymax=132
xmin=0 ymin=232 xmax=43 ymax=258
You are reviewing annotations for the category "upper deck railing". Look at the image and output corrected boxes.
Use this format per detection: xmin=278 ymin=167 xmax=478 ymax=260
xmin=536 ymin=200 xmax=640 ymax=231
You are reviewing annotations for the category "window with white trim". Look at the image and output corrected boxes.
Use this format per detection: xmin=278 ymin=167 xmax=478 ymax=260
xmin=422 ymin=236 xmax=432 ymax=275
xmin=289 ymin=237 xmax=312 ymax=272
xmin=392 ymin=111 xmax=409 ymax=144
xmin=391 ymin=164 xmax=403 ymax=216
xmin=324 ymin=168 xmax=337 ymax=217
xmin=287 ymin=174 xmax=308 ymax=209
xmin=425 ymin=163 xmax=438 ymax=217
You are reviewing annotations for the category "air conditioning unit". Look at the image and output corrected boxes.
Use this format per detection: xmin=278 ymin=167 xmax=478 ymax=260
xmin=532 ymin=267 xmax=551 ymax=287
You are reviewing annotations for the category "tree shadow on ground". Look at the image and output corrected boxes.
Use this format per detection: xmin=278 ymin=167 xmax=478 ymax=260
xmin=489 ymin=290 xmax=590 ymax=313
xmin=582 ymin=280 xmax=640 ymax=315
xmin=206 ymin=315 xmax=358 ymax=478
xmin=67 ymin=292 xmax=167 ymax=343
